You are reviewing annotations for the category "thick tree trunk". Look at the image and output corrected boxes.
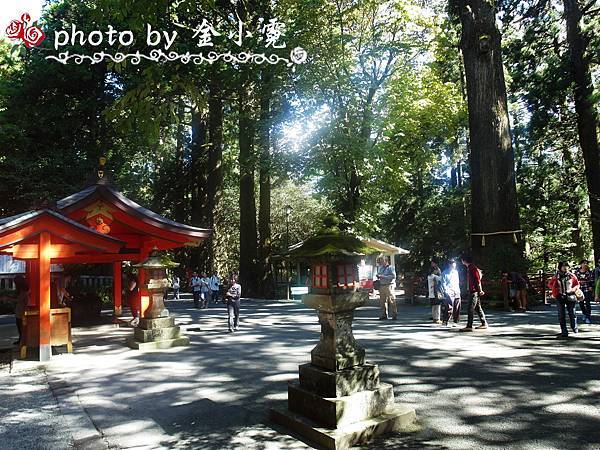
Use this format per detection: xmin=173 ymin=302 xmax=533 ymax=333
xmin=174 ymin=100 xmax=187 ymax=223
xmin=258 ymin=68 xmax=274 ymax=297
xmin=204 ymin=72 xmax=224 ymax=273
xmin=564 ymin=0 xmax=600 ymax=262
xmin=561 ymin=146 xmax=586 ymax=259
xmin=238 ymin=83 xmax=258 ymax=296
xmin=190 ymin=109 xmax=208 ymax=272
xmin=456 ymin=0 xmax=523 ymax=271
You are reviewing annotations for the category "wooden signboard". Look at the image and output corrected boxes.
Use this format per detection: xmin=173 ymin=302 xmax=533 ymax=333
xmin=20 ymin=307 xmax=73 ymax=359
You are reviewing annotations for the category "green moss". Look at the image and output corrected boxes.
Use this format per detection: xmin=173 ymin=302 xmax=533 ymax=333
xmin=289 ymin=215 xmax=379 ymax=259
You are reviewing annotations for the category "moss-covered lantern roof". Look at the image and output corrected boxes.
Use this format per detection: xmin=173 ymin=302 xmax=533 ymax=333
xmin=133 ymin=248 xmax=180 ymax=269
xmin=289 ymin=216 xmax=379 ymax=260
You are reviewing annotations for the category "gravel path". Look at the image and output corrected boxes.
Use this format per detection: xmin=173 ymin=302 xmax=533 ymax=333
xmin=0 ymin=367 xmax=74 ymax=450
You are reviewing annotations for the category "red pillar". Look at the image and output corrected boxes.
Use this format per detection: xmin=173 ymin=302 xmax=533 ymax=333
xmin=38 ymin=232 xmax=51 ymax=361
xmin=113 ymin=261 xmax=122 ymax=316
xmin=29 ymin=259 xmax=39 ymax=307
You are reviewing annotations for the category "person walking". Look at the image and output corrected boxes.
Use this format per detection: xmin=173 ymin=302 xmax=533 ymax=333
xmin=376 ymin=256 xmax=397 ymax=320
xmin=126 ymin=272 xmax=141 ymax=327
xmin=209 ymin=272 xmax=221 ymax=304
xmin=501 ymin=270 xmax=528 ymax=311
xmin=171 ymin=275 xmax=180 ymax=300
xmin=225 ymin=274 xmax=242 ymax=332
xmin=459 ymin=255 xmax=488 ymax=332
xmin=13 ymin=275 xmax=29 ymax=345
xmin=190 ymin=271 xmax=202 ymax=308
xmin=549 ymin=261 xmax=580 ymax=338
xmin=595 ymin=270 xmax=600 ymax=304
xmin=574 ymin=259 xmax=594 ymax=324
xmin=441 ymin=259 xmax=461 ymax=327
xmin=428 ymin=260 xmax=443 ymax=324
xmin=200 ymin=272 xmax=211 ymax=308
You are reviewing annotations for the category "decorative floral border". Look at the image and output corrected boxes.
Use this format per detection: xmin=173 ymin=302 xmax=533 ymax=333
xmin=45 ymin=47 xmax=308 ymax=66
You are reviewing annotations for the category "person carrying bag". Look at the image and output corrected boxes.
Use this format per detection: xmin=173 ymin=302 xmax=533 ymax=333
xmin=549 ymin=261 xmax=580 ymax=338
xmin=225 ymin=275 xmax=242 ymax=332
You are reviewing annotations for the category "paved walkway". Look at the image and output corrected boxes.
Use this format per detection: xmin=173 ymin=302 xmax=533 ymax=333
xmin=1 ymin=300 xmax=600 ymax=449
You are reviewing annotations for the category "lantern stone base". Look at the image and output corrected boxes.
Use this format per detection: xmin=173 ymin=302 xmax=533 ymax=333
xmin=298 ymin=362 xmax=380 ymax=398
xmin=126 ymin=315 xmax=189 ymax=350
xmin=271 ymin=403 xmax=416 ymax=450
xmin=288 ymin=381 xmax=395 ymax=428
xmin=271 ymin=362 xmax=416 ymax=449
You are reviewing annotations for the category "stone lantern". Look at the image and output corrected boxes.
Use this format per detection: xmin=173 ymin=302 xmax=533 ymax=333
xmin=126 ymin=249 xmax=190 ymax=350
xmin=271 ymin=216 xmax=416 ymax=449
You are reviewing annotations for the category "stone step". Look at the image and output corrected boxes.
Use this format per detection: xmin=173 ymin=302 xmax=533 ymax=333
xmin=287 ymin=382 xmax=394 ymax=429
xmin=138 ymin=317 xmax=175 ymax=330
xmin=270 ymin=403 xmax=417 ymax=450
xmin=134 ymin=326 xmax=181 ymax=342
xmin=125 ymin=336 xmax=190 ymax=350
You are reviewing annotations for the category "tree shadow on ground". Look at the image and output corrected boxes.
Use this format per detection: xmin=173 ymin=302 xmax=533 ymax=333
xmin=28 ymin=300 xmax=600 ymax=449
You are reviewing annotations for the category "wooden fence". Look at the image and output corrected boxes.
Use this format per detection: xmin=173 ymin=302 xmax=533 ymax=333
xmin=405 ymin=272 xmax=553 ymax=304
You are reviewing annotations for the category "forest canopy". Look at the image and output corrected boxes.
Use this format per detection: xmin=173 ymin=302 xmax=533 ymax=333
xmin=0 ymin=0 xmax=598 ymax=295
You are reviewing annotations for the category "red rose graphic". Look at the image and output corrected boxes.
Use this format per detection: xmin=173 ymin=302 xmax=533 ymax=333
xmin=23 ymin=26 xmax=45 ymax=48
xmin=5 ymin=19 xmax=24 ymax=39
xmin=5 ymin=13 xmax=45 ymax=48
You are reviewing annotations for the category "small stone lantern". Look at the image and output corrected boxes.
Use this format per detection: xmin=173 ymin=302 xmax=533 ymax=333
xmin=126 ymin=249 xmax=189 ymax=350
xmin=134 ymin=248 xmax=176 ymax=319
xmin=271 ymin=216 xmax=416 ymax=449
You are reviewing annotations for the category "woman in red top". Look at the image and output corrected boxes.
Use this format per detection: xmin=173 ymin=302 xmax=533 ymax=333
xmin=459 ymin=254 xmax=488 ymax=332
xmin=548 ymin=261 xmax=579 ymax=337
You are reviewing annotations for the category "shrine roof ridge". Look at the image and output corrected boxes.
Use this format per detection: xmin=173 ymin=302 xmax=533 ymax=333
xmin=57 ymin=184 xmax=211 ymax=238
xmin=0 ymin=209 xmax=126 ymax=245
xmin=0 ymin=210 xmax=33 ymax=226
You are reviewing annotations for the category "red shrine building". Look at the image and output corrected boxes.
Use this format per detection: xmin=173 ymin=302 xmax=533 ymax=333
xmin=0 ymin=159 xmax=211 ymax=361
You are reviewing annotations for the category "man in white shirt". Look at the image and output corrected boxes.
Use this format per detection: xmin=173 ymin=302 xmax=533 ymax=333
xmin=171 ymin=276 xmax=180 ymax=300
xmin=441 ymin=259 xmax=461 ymax=326
xmin=377 ymin=256 xmax=397 ymax=320
xmin=209 ymin=272 xmax=221 ymax=304
xmin=428 ymin=260 xmax=443 ymax=324
xmin=200 ymin=272 xmax=211 ymax=308
xmin=190 ymin=271 xmax=202 ymax=308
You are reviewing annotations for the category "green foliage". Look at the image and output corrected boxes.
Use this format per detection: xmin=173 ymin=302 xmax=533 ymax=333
xmin=502 ymin=0 xmax=597 ymax=269
xmin=0 ymin=0 xmax=596 ymax=278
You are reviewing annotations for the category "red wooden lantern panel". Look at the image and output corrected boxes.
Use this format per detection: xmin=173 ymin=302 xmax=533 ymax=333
xmin=337 ymin=263 xmax=356 ymax=287
xmin=313 ymin=264 xmax=328 ymax=288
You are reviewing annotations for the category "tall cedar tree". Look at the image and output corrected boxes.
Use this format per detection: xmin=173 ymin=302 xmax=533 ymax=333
xmin=563 ymin=0 xmax=600 ymax=262
xmin=451 ymin=0 xmax=523 ymax=271
xmin=258 ymin=67 xmax=274 ymax=297
xmin=238 ymin=78 xmax=259 ymax=296
xmin=205 ymin=68 xmax=225 ymax=273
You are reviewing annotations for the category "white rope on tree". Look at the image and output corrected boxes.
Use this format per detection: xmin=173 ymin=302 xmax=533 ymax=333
xmin=470 ymin=230 xmax=523 ymax=246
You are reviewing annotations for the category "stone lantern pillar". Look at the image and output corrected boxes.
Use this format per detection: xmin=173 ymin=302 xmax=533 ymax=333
xmin=126 ymin=249 xmax=189 ymax=350
xmin=271 ymin=217 xmax=416 ymax=449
